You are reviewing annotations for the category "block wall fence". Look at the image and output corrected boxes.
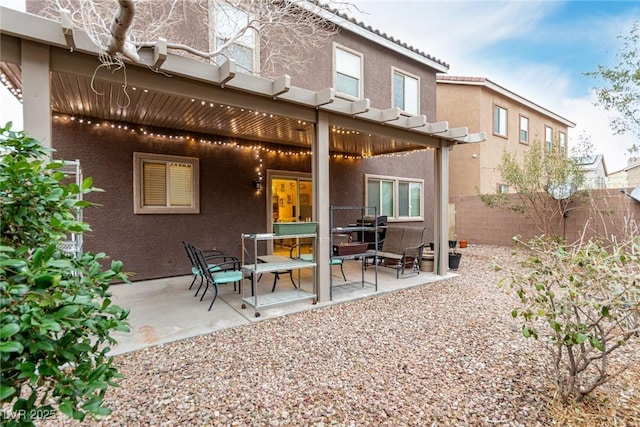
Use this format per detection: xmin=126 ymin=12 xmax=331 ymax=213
xmin=452 ymin=189 xmax=640 ymax=246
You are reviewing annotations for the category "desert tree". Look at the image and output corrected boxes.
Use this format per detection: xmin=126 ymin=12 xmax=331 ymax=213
xmin=586 ymin=20 xmax=640 ymax=155
xmin=479 ymin=136 xmax=587 ymax=240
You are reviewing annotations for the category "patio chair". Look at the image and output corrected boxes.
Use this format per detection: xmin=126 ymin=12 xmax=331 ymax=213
xmin=285 ymin=243 xmax=346 ymax=287
xmin=183 ymin=241 xmax=236 ymax=297
xmin=192 ymin=246 xmax=243 ymax=311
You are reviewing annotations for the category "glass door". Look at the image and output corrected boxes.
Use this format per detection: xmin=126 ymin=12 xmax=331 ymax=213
xmin=268 ymin=173 xmax=312 ymax=255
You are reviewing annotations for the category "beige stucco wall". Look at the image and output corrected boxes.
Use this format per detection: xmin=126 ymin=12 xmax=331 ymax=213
xmin=452 ymin=189 xmax=640 ymax=246
xmin=437 ymin=83 xmax=572 ymax=196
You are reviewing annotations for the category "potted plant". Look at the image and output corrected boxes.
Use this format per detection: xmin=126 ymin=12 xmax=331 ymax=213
xmin=448 ymin=242 xmax=462 ymax=270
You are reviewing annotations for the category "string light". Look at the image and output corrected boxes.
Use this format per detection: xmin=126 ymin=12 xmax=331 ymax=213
xmin=0 ymin=72 xmax=23 ymax=102
xmin=52 ymin=111 xmax=432 ymax=161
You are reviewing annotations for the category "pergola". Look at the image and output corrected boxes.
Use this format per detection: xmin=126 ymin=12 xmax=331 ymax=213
xmin=0 ymin=6 xmax=485 ymax=301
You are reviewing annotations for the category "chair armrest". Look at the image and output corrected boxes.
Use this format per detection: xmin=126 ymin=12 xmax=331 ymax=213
xmin=289 ymin=243 xmax=313 ymax=259
xmin=402 ymin=243 xmax=424 ymax=259
xmin=211 ymin=257 xmax=241 ymax=271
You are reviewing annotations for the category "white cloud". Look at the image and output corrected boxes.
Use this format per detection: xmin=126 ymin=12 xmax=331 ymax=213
xmin=348 ymin=0 xmax=637 ymax=171
xmin=563 ymin=93 xmax=635 ymax=172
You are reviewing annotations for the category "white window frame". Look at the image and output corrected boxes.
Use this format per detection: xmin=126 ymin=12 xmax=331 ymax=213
xmin=545 ymin=126 xmax=553 ymax=153
xmin=493 ymin=104 xmax=507 ymax=137
xmin=333 ymin=43 xmax=363 ymax=99
xmin=519 ymin=115 xmax=529 ymax=144
xmin=365 ymin=174 xmax=424 ymax=221
xmin=392 ymin=67 xmax=420 ymax=115
xmin=209 ymin=2 xmax=259 ymax=74
xmin=133 ymin=152 xmax=200 ymax=214
xmin=559 ymin=131 xmax=566 ymax=156
xmin=497 ymin=183 xmax=509 ymax=194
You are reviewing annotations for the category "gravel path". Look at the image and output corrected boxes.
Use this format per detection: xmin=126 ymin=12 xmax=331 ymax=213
xmin=40 ymin=246 xmax=638 ymax=426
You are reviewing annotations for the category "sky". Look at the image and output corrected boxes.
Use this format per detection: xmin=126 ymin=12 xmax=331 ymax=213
xmin=345 ymin=0 xmax=639 ymax=171
xmin=1 ymin=0 xmax=638 ymax=171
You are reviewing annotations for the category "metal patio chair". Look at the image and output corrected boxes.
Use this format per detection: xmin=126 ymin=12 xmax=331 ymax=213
xmin=192 ymin=246 xmax=243 ymax=311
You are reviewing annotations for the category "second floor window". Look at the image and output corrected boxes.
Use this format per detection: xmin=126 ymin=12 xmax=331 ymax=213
xmin=493 ymin=105 xmax=507 ymax=137
xmin=545 ymin=126 xmax=553 ymax=153
xmin=335 ymin=45 xmax=362 ymax=98
xmin=520 ymin=116 xmax=529 ymax=143
xmin=559 ymin=131 xmax=566 ymax=156
xmin=497 ymin=184 xmax=508 ymax=194
xmin=211 ymin=3 xmax=256 ymax=73
xmin=393 ymin=69 xmax=419 ymax=115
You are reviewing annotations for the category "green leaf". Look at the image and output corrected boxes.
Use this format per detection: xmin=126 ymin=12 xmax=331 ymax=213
xmin=575 ymin=333 xmax=587 ymax=344
xmin=0 ymin=340 xmax=24 ymax=353
xmin=1 ymin=258 xmax=27 ymax=268
xmin=31 ymin=341 xmax=55 ymax=352
xmin=0 ymin=323 xmax=20 ymax=339
xmin=35 ymin=274 xmax=60 ymax=289
xmin=47 ymin=259 xmax=72 ymax=268
xmin=0 ymin=384 xmax=17 ymax=401
xmin=590 ymin=336 xmax=604 ymax=351
xmin=81 ymin=176 xmax=93 ymax=190
xmin=56 ymin=305 xmax=80 ymax=319
xmin=59 ymin=401 xmax=73 ymax=417
xmin=40 ymin=318 xmax=62 ymax=332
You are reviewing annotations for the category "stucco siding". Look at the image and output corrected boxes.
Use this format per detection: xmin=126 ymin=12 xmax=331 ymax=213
xmin=52 ymin=122 xmax=435 ymax=281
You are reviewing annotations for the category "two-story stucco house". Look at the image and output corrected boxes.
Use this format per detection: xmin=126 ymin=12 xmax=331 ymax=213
xmin=1 ymin=2 xmax=484 ymax=300
xmin=436 ymin=75 xmax=575 ymax=197
xmin=575 ymin=154 xmax=608 ymax=189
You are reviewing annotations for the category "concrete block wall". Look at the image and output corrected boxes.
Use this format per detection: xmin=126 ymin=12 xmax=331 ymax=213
xmin=452 ymin=189 xmax=640 ymax=246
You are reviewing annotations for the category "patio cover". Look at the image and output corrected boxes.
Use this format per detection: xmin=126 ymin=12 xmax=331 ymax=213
xmin=0 ymin=7 xmax=486 ymax=300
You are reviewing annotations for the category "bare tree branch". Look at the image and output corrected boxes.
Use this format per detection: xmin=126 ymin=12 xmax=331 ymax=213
xmin=42 ymin=0 xmax=348 ymax=77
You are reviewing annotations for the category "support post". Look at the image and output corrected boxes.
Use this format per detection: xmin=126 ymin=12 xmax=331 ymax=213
xmin=434 ymin=141 xmax=451 ymax=275
xmin=313 ymin=110 xmax=331 ymax=302
xmin=22 ymin=40 xmax=51 ymax=149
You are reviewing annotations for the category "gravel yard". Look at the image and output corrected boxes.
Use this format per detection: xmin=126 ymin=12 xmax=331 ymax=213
xmin=41 ymin=246 xmax=639 ymax=426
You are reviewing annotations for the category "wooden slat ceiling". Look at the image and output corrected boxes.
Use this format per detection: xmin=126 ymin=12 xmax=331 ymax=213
xmin=2 ymin=62 xmax=426 ymax=156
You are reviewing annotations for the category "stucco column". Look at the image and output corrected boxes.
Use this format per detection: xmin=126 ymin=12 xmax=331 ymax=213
xmin=434 ymin=142 xmax=450 ymax=275
xmin=313 ymin=110 xmax=330 ymax=302
xmin=21 ymin=40 xmax=51 ymax=148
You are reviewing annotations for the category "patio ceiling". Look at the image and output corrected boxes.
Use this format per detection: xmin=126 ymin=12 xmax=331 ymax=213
xmin=1 ymin=59 xmax=435 ymax=157
xmin=0 ymin=6 xmax=485 ymax=157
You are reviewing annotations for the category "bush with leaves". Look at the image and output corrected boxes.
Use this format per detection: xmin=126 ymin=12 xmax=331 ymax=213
xmin=478 ymin=139 xmax=587 ymax=239
xmin=0 ymin=123 xmax=130 ymax=426
xmin=499 ymin=235 xmax=640 ymax=404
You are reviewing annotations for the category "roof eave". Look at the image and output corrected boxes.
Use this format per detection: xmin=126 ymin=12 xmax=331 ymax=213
xmin=297 ymin=1 xmax=449 ymax=73
xmin=437 ymin=76 xmax=576 ymax=128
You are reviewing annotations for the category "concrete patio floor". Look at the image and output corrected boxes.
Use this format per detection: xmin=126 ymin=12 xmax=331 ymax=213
xmin=107 ymin=259 xmax=456 ymax=355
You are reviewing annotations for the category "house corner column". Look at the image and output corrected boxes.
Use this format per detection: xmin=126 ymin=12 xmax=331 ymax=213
xmin=21 ymin=40 xmax=51 ymax=149
xmin=434 ymin=142 xmax=450 ymax=275
xmin=313 ymin=110 xmax=330 ymax=302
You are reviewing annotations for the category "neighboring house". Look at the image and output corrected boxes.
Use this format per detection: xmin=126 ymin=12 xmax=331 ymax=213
xmin=608 ymin=157 xmax=640 ymax=189
xmin=436 ymin=76 xmax=575 ymax=196
xmin=575 ymin=154 xmax=608 ymax=189
xmin=0 ymin=3 xmax=484 ymax=298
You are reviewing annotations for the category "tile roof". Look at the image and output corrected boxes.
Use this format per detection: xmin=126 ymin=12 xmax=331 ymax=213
xmin=311 ymin=0 xmax=449 ymax=69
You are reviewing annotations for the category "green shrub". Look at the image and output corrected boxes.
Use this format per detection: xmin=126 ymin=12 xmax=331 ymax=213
xmin=499 ymin=235 xmax=639 ymax=404
xmin=0 ymin=123 xmax=130 ymax=426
